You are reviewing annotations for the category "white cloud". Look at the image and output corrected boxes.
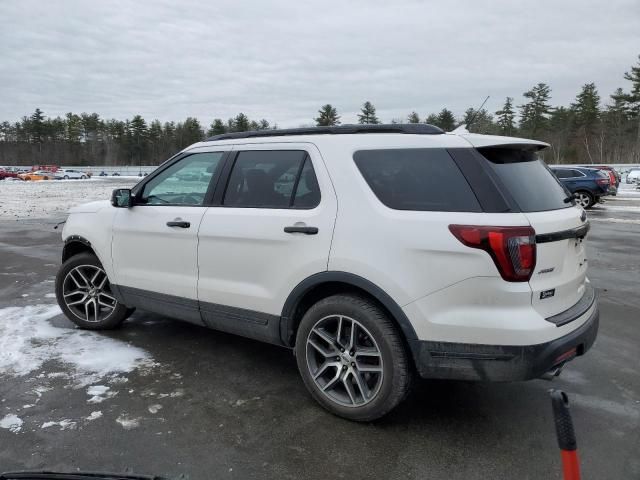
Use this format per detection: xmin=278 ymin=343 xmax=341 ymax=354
xmin=1 ymin=0 xmax=638 ymax=126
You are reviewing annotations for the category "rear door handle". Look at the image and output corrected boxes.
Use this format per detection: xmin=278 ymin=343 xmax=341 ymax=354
xmin=284 ymin=226 xmax=318 ymax=235
xmin=166 ymin=220 xmax=190 ymax=228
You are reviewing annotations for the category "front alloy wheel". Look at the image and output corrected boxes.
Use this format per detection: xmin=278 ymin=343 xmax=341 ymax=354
xmin=56 ymin=252 xmax=132 ymax=329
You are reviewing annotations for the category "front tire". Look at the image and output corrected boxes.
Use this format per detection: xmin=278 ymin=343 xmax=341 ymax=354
xmin=295 ymin=294 xmax=412 ymax=421
xmin=55 ymin=252 xmax=132 ymax=330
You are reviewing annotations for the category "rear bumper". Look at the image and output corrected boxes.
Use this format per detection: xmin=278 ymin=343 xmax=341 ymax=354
xmin=411 ymin=292 xmax=599 ymax=382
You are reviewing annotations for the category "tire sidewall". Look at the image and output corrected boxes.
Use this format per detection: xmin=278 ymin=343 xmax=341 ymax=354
xmin=55 ymin=252 xmax=128 ymax=330
xmin=295 ymin=296 xmax=408 ymax=421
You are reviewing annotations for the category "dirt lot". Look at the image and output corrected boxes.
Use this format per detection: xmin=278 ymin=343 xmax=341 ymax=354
xmin=0 ymin=181 xmax=639 ymax=479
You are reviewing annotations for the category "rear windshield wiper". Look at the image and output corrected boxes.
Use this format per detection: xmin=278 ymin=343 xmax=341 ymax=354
xmin=563 ymin=194 xmax=576 ymax=204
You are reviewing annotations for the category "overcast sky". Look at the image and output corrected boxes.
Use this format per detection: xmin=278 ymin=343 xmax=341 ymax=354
xmin=1 ymin=0 xmax=639 ymax=127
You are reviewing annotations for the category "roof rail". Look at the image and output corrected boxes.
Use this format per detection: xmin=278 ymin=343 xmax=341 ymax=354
xmin=205 ymin=123 xmax=444 ymax=141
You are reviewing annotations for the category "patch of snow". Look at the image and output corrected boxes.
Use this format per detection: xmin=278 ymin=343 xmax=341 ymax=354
xmin=44 ymin=293 xmax=56 ymax=298
xmin=148 ymin=404 xmax=163 ymax=414
xmin=86 ymin=411 xmax=103 ymax=421
xmin=22 ymin=404 xmax=34 ymax=409
xmin=41 ymin=419 xmax=77 ymax=430
xmin=21 ymin=294 xmax=29 ymax=297
xmin=116 ymin=414 xmax=140 ymax=430
xmin=87 ymin=385 xmax=116 ymax=404
xmin=0 ymin=304 xmax=156 ymax=387
xmin=0 ymin=414 xmax=23 ymax=433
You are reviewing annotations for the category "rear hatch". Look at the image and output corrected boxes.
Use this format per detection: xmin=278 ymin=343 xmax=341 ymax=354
xmin=476 ymin=145 xmax=590 ymax=319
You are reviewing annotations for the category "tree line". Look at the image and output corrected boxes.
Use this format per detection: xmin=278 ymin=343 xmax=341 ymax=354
xmin=1 ymin=55 xmax=638 ymax=167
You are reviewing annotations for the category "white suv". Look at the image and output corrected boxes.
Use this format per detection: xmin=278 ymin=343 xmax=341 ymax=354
xmin=55 ymin=169 xmax=88 ymax=180
xmin=55 ymin=124 xmax=599 ymax=421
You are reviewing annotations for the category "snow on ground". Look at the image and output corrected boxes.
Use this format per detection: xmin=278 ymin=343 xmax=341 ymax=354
xmin=0 ymin=304 xmax=156 ymax=386
xmin=0 ymin=414 xmax=24 ymax=433
xmin=0 ymin=177 xmax=139 ymax=220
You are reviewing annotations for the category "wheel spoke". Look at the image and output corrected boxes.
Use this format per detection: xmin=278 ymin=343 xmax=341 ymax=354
xmin=355 ymin=347 xmax=381 ymax=358
xmin=75 ymin=268 xmax=91 ymax=287
xmin=66 ymin=295 xmax=88 ymax=306
xmin=68 ymin=271 xmax=84 ymax=289
xmin=64 ymin=289 xmax=85 ymax=298
xmin=321 ymin=368 xmax=342 ymax=392
xmin=97 ymin=274 xmax=108 ymax=289
xmin=97 ymin=297 xmax=116 ymax=310
xmin=99 ymin=291 xmax=116 ymax=302
xmin=90 ymin=269 xmax=101 ymax=286
xmin=336 ymin=316 xmax=344 ymax=347
xmin=342 ymin=374 xmax=358 ymax=405
xmin=312 ymin=327 xmax=338 ymax=351
xmin=351 ymin=369 xmax=370 ymax=401
xmin=313 ymin=361 xmax=339 ymax=380
xmin=308 ymin=338 xmax=334 ymax=357
xmin=348 ymin=320 xmax=357 ymax=350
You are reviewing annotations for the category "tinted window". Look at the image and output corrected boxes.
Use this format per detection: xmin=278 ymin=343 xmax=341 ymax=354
xmin=552 ymin=169 xmax=571 ymax=179
xmin=353 ymin=148 xmax=481 ymax=212
xmin=569 ymin=169 xmax=585 ymax=177
xmin=478 ymin=147 xmax=570 ymax=212
xmin=223 ymin=150 xmax=318 ymax=208
xmin=141 ymin=152 xmax=223 ymax=206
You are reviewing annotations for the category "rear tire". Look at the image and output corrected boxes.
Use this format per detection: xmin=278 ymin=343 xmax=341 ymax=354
xmin=55 ymin=252 xmax=132 ymax=330
xmin=295 ymin=294 xmax=412 ymax=421
xmin=574 ymin=190 xmax=594 ymax=209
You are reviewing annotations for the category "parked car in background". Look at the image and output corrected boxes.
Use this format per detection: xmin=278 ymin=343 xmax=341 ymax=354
xmin=549 ymin=166 xmax=609 ymax=208
xmin=583 ymin=165 xmax=618 ymax=196
xmin=0 ymin=169 xmax=19 ymax=180
xmin=626 ymin=169 xmax=640 ymax=184
xmin=112 ymin=172 xmax=121 ymax=176
xmin=19 ymin=170 xmax=55 ymax=181
xmin=30 ymin=164 xmax=59 ymax=173
xmin=54 ymin=169 xmax=88 ymax=180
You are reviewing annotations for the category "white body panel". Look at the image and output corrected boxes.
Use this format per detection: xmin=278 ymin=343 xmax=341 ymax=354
xmin=197 ymin=143 xmax=337 ymax=315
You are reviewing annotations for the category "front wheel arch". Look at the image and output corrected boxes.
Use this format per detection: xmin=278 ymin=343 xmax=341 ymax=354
xmin=62 ymin=237 xmax=95 ymax=263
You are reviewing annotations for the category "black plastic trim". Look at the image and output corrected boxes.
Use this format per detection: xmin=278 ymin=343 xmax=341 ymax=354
xmin=536 ymin=222 xmax=590 ymax=244
xmin=115 ymin=285 xmax=204 ymax=326
xmin=62 ymin=236 xmax=93 ymax=262
xmin=280 ymin=271 xmax=419 ymax=353
xmin=205 ymin=124 xmax=444 ymax=141
xmin=545 ymin=284 xmax=596 ymax=327
xmin=200 ymin=301 xmax=282 ymax=346
xmin=447 ymin=148 xmax=518 ymax=213
xmin=413 ymin=300 xmax=598 ymax=381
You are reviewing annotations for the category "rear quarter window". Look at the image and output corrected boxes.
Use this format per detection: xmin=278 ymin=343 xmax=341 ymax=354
xmin=353 ymin=148 xmax=481 ymax=212
xmin=478 ymin=147 xmax=571 ymax=212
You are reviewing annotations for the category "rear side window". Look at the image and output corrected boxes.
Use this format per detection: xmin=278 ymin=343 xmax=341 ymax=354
xmin=353 ymin=148 xmax=481 ymax=212
xmin=478 ymin=147 xmax=570 ymax=212
xmin=223 ymin=150 xmax=320 ymax=209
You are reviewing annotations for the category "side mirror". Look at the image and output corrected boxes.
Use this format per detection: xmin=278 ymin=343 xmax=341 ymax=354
xmin=111 ymin=188 xmax=133 ymax=208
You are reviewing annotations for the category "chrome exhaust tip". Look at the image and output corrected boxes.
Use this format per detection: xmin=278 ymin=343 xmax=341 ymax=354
xmin=541 ymin=365 xmax=564 ymax=381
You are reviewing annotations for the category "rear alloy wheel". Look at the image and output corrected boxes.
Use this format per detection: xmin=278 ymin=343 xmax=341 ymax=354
xmin=295 ymin=294 xmax=412 ymax=421
xmin=64 ymin=175 xmax=69 ymax=180
xmin=81 ymin=175 xmax=87 ymax=179
xmin=574 ymin=191 xmax=594 ymax=209
xmin=56 ymin=252 xmax=133 ymax=329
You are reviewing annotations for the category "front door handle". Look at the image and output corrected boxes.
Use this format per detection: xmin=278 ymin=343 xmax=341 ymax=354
xmin=167 ymin=220 xmax=190 ymax=228
xmin=284 ymin=226 xmax=318 ymax=235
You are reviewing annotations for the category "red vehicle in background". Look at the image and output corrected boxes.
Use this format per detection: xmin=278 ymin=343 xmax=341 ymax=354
xmin=0 ymin=169 xmax=19 ymax=180
xmin=583 ymin=165 xmax=619 ymax=195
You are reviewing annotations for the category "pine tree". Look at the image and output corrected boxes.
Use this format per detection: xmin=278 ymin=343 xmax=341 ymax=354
xmin=612 ymin=55 xmax=640 ymax=117
xmin=233 ymin=113 xmax=250 ymax=132
xmin=424 ymin=113 xmax=439 ymax=125
xmin=495 ymin=97 xmax=516 ymax=136
xmin=30 ymin=108 xmax=46 ymax=143
xmin=207 ymin=118 xmax=226 ymax=136
xmin=462 ymin=108 xmax=496 ymax=134
xmin=572 ymin=83 xmax=600 ymax=133
xmin=436 ymin=108 xmax=456 ymax=131
xmin=315 ymin=104 xmax=340 ymax=126
xmin=519 ymin=83 xmax=552 ymax=137
xmin=357 ymin=101 xmax=380 ymax=124
xmin=407 ymin=112 xmax=420 ymax=123
xmin=258 ymin=119 xmax=270 ymax=130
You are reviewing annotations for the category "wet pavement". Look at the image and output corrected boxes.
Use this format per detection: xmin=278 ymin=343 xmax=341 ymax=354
xmin=0 ymin=187 xmax=639 ymax=479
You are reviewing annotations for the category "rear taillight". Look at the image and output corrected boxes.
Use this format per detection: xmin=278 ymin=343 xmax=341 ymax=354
xmin=596 ymin=177 xmax=609 ymax=186
xmin=449 ymin=225 xmax=536 ymax=282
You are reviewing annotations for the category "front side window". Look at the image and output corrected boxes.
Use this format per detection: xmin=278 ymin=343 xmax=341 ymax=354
xmin=140 ymin=152 xmax=223 ymax=206
xmin=223 ymin=150 xmax=320 ymax=208
xmin=353 ymin=148 xmax=481 ymax=212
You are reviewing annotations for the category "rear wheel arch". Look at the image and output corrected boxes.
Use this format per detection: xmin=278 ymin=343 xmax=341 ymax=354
xmin=280 ymin=272 xmax=419 ymax=359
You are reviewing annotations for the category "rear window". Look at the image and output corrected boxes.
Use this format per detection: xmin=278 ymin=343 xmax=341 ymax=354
xmin=353 ymin=148 xmax=481 ymax=212
xmin=478 ymin=147 xmax=570 ymax=212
